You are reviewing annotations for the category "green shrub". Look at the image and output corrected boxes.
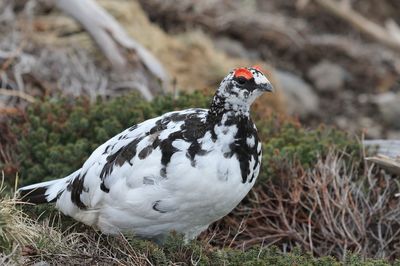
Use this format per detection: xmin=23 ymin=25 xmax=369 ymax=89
xmin=12 ymin=92 xmax=211 ymax=185
xmin=6 ymin=91 xmax=359 ymax=186
xmin=258 ymin=118 xmax=360 ymax=181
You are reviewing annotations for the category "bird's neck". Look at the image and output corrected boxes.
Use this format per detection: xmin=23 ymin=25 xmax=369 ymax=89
xmin=208 ymin=93 xmax=250 ymax=122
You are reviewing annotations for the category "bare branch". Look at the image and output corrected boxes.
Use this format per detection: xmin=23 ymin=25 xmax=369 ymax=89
xmin=0 ymin=88 xmax=35 ymax=103
xmin=54 ymin=0 xmax=169 ymax=88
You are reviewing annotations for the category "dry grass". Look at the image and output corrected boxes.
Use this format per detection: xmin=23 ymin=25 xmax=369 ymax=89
xmin=203 ymin=151 xmax=400 ymax=260
xmin=0 ymin=176 xmax=154 ymax=265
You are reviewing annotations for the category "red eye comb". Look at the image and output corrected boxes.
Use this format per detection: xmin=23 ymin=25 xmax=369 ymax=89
xmin=252 ymin=65 xmax=264 ymax=72
xmin=234 ymin=68 xmax=253 ymax=80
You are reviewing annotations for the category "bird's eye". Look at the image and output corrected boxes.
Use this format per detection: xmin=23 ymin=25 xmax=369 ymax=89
xmin=236 ymin=77 xmax=247 ymax=85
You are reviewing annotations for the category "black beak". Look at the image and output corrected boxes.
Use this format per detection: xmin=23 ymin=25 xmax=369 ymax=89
xmin=259 ymin=82 xmax=274 ymax=92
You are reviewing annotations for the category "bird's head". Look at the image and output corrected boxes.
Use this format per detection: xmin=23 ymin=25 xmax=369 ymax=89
xmin=211 ymin=66 xmax=273 ymax=115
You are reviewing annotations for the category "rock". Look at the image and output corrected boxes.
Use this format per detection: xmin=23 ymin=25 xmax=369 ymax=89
xmin=335 ymin=116 xmax=349 ymax=129
xmin=375 ymin=92 xmax=400 ymax=129
xmin=307 ymin=60 xmax=347 ymax=92
xmin=275 ymin=70 xmax=319 ymax=117
xmin=387 ymin=130 xmax=400 ymax=139
xmin=364 ymin=140 xmax=400 ymax=158
xmin=359 ymin=117 xmax=382 ymax=138
xmin=357 ymin=93 xmax=369 ymax=104
xmin=213 ymin=37 xmax=259 ymax=59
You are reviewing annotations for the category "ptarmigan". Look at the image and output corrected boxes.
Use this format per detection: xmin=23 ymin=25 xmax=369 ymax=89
xmin=18 ymin=66 xmax=273 ymax=242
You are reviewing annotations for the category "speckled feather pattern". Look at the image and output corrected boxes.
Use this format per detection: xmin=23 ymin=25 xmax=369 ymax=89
xmin=18 ymin=67 xmax=272 ymax=242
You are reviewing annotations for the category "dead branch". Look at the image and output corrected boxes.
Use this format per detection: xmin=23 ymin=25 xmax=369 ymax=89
xmin=313 ymin=0 xmax=400 ymax=53
xmin=0 ymin=107 xmax=22 ymax=115
xmin=365 ymin=154 xmax=400 ymax=176
xmin=0 ymin=88 xmax=35 ymax=103
xmin=54 ymin=0 xmax=169 ymax=92
xmin=364 ymin=139 xmax=400 ymax=176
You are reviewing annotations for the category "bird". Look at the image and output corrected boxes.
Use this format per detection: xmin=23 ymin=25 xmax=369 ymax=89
xmin=18 ymin=66 xmax=273 ymax=243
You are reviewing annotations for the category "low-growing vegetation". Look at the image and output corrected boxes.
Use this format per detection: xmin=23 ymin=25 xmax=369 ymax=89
xmin=0 ymin=188 xmax=394 ymax=265
xmin=0 ymin=91 xmax=398 ymax=265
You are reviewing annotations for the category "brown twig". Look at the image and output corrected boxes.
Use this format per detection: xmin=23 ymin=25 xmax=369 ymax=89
xmin=0 ymin=107 xmax=22 ymax=115
xmin=0 ymin=88 xmax=35 ymax=103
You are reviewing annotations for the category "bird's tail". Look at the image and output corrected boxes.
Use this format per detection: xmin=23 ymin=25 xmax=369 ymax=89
xmin=18 ymin=171 xmax=77 ymax=204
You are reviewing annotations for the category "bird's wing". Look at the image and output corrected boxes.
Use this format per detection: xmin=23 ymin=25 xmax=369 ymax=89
xmin=57 ymin=108 xmax=208 ymax=215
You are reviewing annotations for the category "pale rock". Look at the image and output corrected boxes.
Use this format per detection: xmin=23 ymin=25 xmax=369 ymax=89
xmin=375 ymin=92 xmax=400 ymax=129
xmin=308 ymin=61 xmax=347 ymax=92
xmin=275 ymin=70 xmax=319 ymax=117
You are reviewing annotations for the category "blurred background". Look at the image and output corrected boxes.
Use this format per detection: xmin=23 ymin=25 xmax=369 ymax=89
xmin=3 ymin=1 xmax=400 ymax=261
xmin=1 ymin=0 xmax=400 ymax=138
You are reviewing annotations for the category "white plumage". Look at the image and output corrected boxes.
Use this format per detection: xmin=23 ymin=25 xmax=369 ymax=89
xmin=18 ymin=66 xmax=273 ymax=242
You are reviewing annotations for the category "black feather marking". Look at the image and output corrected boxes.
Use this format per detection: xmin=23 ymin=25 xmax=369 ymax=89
xmin=182 ymin=114 xmax=207 ymax=139
xmin=19 ymin=186 xmax=50 ymax=204
xmin=152 ymin=200 xmax=167 ymax=213
xmin=186 ymin=140 xmax=209 ymax=167
xmin=129 ymin=124 xmax=138 ymax=131
xmin=160 ymin=167 xmax=167 ymax=178
xmin=249 ymin=173 xmax=256 ymax=183
xmin=138 ymin=145 xmax=154 ymax=160
xmin=56 ymin=189 xmax=65 ymax=201
xmin=169 ymin=112 xmax=188 ymax=122
xmin=159 ymin=131 xmax=181 ymax=167
xmin=100 ymin=182 xmax=110 ymax=193
xmin=226 ymin=116 xmax=261 ymax=183
xmin=223 ymin=151 xmax=234 ymax=158
xmin=157 ymin=111 xmax=209 ymax=169
xmin=103 ymin=145 xmax=111 ymax=154
xmin=152 ymin=136 xmax=161 ymax=148
xmin=149 ymin=117 xmax=169 ymax=134
xmin=114 ymin=137 xmax=144 ymax=165
xmin=253 ymin=160 xmax=259 ymax=170
xmin=67 ymin=173 xmax=87 ymax=209
xmin=100 ymin=136 xmax=145 ymax=180
xmin=100 ymin=147 xmax=123 ymax=179
xmin=100 ymin=115 xmax=178 ymax=182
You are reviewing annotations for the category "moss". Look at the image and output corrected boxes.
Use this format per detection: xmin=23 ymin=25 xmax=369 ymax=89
xmin=345 ymin=254 xmax=391 ymax=266
xmin=125 ymin=235 xmax=393 ymax=265
xmin=218 ymin=246 xmax=340 ymax=266
xmin=258 ymin=116 xmax=360 ymax=182
xmin=126 ymin=233 xmax=345 ymax=265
